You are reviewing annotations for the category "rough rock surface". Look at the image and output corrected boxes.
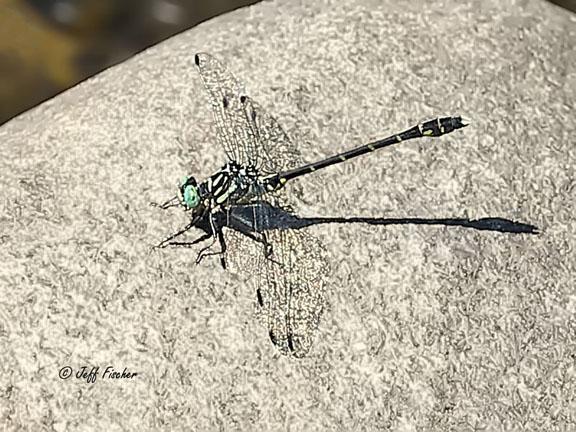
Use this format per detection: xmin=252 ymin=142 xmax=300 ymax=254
xmin=1 ymin=0 xmax=575 ymax=430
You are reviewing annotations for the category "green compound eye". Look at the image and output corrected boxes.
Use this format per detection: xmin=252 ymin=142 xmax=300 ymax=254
xmin=183 ymin=184 xmax=200 ymax=209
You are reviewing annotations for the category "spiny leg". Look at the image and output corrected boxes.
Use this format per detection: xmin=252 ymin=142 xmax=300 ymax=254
xmin=162 ymin=231 xmax=213 ymax=248
xmin=196 ymin=227 xmax=228 ymax=268
xmin=159 ymin=222 xmax=227 ymax=269
xmin=261 ymin=232 xmax=274 ymax=259
xmin=150 ymin=195 xmax=180 ymax=210
xmin=218 ymin=229 xmax=227 ymax=269
xmin=250 ymin=204 xmax=274 ymax=259
xmin=227 ymin=206 xmax=275 ymax=259
xmin=155 ymin=220 xmax=196 ymax=249
xmin=232 ymin=225 xmax=278 ymax=265
xmin=195 ymin=213 xmax=222 ymax=265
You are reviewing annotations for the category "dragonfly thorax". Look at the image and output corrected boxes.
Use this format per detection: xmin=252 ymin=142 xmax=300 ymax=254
xmin=196 ymin=161 xmax=264 ymax=209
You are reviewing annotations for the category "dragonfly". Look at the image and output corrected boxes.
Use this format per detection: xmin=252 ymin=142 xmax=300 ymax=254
xmin=154 ymin=52 xmax=469 ymax=357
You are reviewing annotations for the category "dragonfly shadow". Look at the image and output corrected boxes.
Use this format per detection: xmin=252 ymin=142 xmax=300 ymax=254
xmin=222 ymin=202 xmax=540 ymax=235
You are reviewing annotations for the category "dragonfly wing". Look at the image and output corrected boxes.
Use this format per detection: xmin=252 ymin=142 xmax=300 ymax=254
xmin=195 ymin=53 xmax=328 ymax=357
xmin=194 ymin=53 xmax=259 ymax=167
xmin=240 ymin=96 xmax=303 ymax=175
xmin=223 ymin=203 xmax=328 ymax=358
xmin=260 ymin=228 xmax=328 ymax=357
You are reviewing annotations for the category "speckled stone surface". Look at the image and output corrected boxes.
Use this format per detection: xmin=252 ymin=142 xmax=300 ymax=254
xmin=1 ymin=0 xmax=575 ymax=430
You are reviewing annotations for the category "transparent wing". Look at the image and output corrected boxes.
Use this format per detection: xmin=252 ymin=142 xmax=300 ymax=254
xmin=196 ymin=53 xmax=328 ymax=356
xmin=224 ymin=204 xmax=329 ymax=358
xmin=195 ymin=54 xmax=301 ymax=173
xmin=241 ymin=96 xmax=303 ymax=175
xmin=241 ymin=96 xmax=307 ymax=216
xmin=194 ymin=52 xmax=259 ymax=167
xmin=257 ymin=228 xmax=328 ymax=357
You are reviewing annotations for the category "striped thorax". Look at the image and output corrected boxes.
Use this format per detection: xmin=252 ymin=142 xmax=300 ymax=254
xmin=181 ymin=161 xmax=267 ymax=215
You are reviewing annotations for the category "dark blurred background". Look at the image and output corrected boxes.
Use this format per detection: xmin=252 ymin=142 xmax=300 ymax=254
xmin=0 ymin=0 xmax=260 ymax=125
xmin=0 ymin=0 xmax=574 ymax=126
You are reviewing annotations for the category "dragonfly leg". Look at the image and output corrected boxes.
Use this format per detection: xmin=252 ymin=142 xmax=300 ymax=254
xmin=196 ymin=228 xmax=228 ymax=268
xmin=230 ymin=226 xmax=279 ymax=265
xmin=150 ymin=195 xmax=180 ymax=210
xmin=226 ymin=209 xmax=275 ymax=259
xmin=260 ymin=232 xmax=274 ymax=259
xmin=195 ymin=213 xmax=227 ymax=266
xmin=218 ymin=229 xmax=227 ymax=269
xmin=162 ymin=231 xmax=213 ymax=248
xmin=154 ymin=221 xmax=195 ymax=249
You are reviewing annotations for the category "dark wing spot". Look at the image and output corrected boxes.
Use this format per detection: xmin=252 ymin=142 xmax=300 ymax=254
xmin=222 ymin=96 xmax=229 ymax=108
xmin=287 ymin=333 xmax=295 ymax=352
xmin=240 ymin=95 xmax=247 ymax=104
xmin=269 ymin=330 xmax=278 ymax=345
xmin=256 ymin=288 xmax=263 ymax=307
xmin=194 ymin=54 xmax=200 ymax=66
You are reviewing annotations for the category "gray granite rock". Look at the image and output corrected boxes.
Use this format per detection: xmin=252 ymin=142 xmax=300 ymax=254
xmin=1 ymin=0 xmax=575 ymax=430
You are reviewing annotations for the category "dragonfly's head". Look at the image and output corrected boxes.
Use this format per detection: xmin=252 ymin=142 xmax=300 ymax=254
xmin=179 ymin=176 xmax=201 ymax=211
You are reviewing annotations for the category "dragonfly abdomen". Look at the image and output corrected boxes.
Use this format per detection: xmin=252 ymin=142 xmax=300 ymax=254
xmin=272 ymin=116 xmax=468 ymax=185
